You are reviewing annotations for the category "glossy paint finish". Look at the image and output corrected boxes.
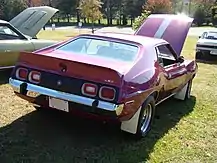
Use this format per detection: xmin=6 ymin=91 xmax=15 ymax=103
xmin=10 ymin=16 xmax=197 ymax=122
xmin=135 ymin=14 xmax=193 ymax=56
xmin=0 ymin=37 xmax=57 ymax=69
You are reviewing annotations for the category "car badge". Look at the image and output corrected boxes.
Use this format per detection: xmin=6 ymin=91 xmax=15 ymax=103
xmin=61 ymin=67 xmax=66 ymax=72
xmin=57 ymin=80 xmax=62 ymax=86
xmin=59 ymin=63 xmax=67 ymax=72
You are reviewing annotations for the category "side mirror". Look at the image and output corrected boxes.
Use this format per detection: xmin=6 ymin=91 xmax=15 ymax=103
xmin=177 ymin=56 xmax=184 ymax=63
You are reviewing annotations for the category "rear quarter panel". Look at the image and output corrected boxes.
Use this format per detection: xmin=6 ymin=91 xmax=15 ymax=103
xmin=184 ymin=59 xmax=198 ymax=79
xmin=118 ymin=47 xmax=162 ymax=120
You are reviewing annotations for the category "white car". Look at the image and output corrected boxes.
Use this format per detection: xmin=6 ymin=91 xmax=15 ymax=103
xmin=196 ymin=31 xmax=217 ymax=60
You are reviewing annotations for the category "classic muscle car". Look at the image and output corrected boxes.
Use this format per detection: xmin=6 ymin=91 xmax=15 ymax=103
xmin=9 ymin=14 xmax=198 ymax=138
xmin=196 ymin=30 xmax=217 ymax=61
xmin=0 ymin=6 xmax=58 ymax=69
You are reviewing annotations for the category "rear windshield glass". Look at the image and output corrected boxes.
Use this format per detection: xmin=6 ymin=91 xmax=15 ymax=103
xmin=57 ymin=37 xmax=139 ymax=62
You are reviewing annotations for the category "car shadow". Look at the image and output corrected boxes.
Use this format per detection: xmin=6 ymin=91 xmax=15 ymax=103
xmin=0 ymin=69 xmax=13 ymax=85
xmin=196 ymin=59 xmax=217 ymax=64
xmin=0 ymin=97 xmax=196 ymax=163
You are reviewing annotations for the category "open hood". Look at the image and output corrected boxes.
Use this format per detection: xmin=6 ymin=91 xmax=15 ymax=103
xmin=135 ymin=14 xmax=193 ymax=56
xmin=10 ymin=6 xmax=58 ymax=38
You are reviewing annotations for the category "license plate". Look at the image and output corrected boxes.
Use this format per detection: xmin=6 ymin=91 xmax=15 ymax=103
xmin=49 ymin=97 xmax=69 ymax=112
xmin=210 ymin=51 xmax=217 ymax=55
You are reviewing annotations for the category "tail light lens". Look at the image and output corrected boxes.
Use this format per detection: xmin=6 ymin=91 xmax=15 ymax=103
xmin=15 ymin=68 xmax=28 ymax=80
xmin=99 ymin=86 xmax=116 ymax=101
xmin=82 ymin=83 xmax=98 ymax=97
xmin=29 ymin=71 xmax=41 ymax=84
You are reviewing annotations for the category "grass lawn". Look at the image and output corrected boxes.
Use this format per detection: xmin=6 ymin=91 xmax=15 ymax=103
xmin=0 ymin=30 xmax=216 ymax=163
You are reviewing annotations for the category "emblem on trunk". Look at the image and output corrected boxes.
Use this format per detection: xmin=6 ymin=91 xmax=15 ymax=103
xmin=57 ymin=80 xmax=62 ymax=86
xmin=59 ymin=63 xmax=67 ymax=72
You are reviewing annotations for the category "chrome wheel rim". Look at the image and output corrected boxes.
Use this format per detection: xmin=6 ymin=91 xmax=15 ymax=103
xmin=140 ymin=104 xmax=152 ymax=134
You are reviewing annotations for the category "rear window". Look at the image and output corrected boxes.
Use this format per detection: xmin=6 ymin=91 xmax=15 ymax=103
xmin=57 ymin=37 xmax=139 ymax=62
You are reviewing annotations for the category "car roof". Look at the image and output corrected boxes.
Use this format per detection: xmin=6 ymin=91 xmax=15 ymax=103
xmin=81 ymin=32 xmax=168 ymax=47
xmin=0 ymin=20 xmax=9 ymax=24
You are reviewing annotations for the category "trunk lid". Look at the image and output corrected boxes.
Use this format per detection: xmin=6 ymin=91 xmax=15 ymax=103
xmin=135 ymin=14 xmax=193 ymax=56
xmin=16 ymin=51 xmax=127 ymax=87
xmin=10 ymin=6 xmax=58 ymax=38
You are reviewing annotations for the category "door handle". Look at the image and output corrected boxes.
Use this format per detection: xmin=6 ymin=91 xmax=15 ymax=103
xmin=5 ymin=50 xmax=11 ymax=52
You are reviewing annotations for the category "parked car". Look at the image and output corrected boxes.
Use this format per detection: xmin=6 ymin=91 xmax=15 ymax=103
xmin=0 ymin=6 xmax=59 ymax=70
xmin=9 ymin=14 xmax=198 ymax=138
xmin=196 ymin=30 xmax=217 ymax=61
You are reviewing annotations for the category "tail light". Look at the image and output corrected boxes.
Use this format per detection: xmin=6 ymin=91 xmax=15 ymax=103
xmin=28 ymin=71 xmax=41 ymax=84
xmin=99 ymin=86 xmax=116 ymax=101
xmin=15 ymin=68 xmax=28 ymax=80
xmin=82 ymin=83 xmax=98 ymax=97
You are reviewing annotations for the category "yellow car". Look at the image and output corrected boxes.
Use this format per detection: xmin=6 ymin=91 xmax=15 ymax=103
xmin=0 ymin=6 xmax=59 ymax=69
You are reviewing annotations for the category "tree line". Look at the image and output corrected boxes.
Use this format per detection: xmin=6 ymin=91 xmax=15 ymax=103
xmin=1 ymin=0 xmax=217 ymax=27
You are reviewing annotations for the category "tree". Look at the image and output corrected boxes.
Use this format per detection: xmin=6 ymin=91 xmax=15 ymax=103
xmin=192 ymin=0 xmax=215 ymax=26
xmin=194 ymin=7 xmax=206 ymax=26
xmin=0 ymin=0 xmax=5 ymax=19
xmin=145 ymin=0 xmax=173 ymax=14
xmin=0 ymin=0 xmax=27 ymax=20
xmin=132 ymin=9 xmax=151 ymax=30
xmin=56 ymin=0 xmax=76 ymax=22
xmin=31 ymin=0 xmax=42 ymax=6
xmin=78 ymin=0 xmax=103 ymax=32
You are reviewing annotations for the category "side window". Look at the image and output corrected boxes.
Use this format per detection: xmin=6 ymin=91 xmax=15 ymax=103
xmin=156 ymin=44 xmax=176 ymax=67
xmin=0 ymin=25 xmax=20 ymax=40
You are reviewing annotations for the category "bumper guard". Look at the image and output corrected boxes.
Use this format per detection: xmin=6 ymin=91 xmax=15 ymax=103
xmin=9 ymin=78 xmax=124 ymax=116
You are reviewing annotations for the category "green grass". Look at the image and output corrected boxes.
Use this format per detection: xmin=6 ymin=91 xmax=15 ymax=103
xmin=0 ymin=31 xmax=216 ymax=163
xmin=37 ymin=29 xmax=91 ymax=41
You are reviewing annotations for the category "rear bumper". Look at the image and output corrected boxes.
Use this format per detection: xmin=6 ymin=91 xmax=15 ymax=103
xmin=9 ymin=78 xmax=124 ymax=117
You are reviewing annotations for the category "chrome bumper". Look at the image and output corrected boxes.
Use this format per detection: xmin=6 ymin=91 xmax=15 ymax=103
xmin=9 ymin=78 xmax=123 ymax=115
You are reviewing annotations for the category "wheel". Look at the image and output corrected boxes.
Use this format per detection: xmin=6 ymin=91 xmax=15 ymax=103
xmin=185 ymin=79 xmax=193 ymax=100
xmin=136 ymin=96 xmax=155 ymax=138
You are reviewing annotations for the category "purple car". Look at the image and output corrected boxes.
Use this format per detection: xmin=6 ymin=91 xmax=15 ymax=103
xmin=9 ymin=14 xmax=198 ymax=138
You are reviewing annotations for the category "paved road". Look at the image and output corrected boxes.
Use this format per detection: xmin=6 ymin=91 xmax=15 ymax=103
xmin=45 ymin=26 xmax=217 ymax=37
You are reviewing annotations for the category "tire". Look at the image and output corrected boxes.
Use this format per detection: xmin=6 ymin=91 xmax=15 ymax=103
xmin=185 ymin=79 xmax=193 ymax=100
xmin=135 ymin=96 xmax=155 ymax=138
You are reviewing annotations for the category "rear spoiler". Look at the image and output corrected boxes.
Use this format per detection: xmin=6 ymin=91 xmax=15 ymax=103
xmin=15 ymin=52 xmax=124 ymax=87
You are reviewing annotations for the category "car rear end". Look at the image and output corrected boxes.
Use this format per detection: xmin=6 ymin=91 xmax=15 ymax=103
xmin=9 ymin=51 xmax=127 ymax=120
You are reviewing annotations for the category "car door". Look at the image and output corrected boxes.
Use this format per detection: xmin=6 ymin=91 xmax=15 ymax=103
xmin=0 ymin=39 xmax=35 ymax=68
xmin=156 ymin=44 xmax=188 ymax=97
xmin=0 ymin=23 xmax=35 ymax=68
